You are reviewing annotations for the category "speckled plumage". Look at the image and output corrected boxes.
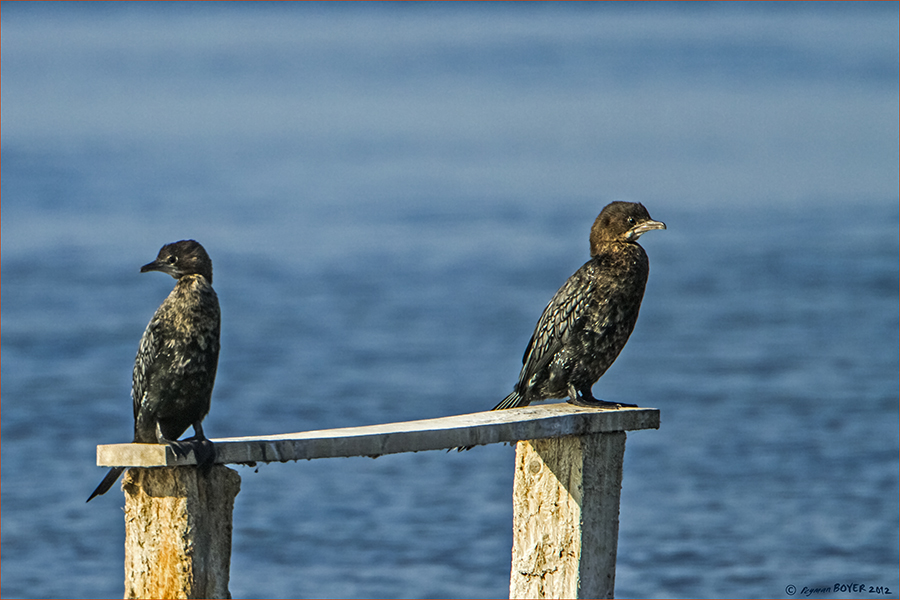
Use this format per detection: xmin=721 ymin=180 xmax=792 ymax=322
xmin=494 ymin=202 xmax=665 ymax=411
xmin=88 ymin=240 xmax=220 ymax=502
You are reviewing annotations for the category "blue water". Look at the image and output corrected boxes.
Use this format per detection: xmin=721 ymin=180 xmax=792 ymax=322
xmin=2 ymin=3 xmax=898 ymax=599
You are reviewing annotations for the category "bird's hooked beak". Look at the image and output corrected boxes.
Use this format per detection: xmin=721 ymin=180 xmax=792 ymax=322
xmin=627 ymin=219 xmax=666 ymax=241
xmin=140 ymin=258 xmax=179 ymax=279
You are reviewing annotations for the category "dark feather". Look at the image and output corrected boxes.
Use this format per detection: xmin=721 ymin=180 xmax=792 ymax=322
xmin=88 ymin=240 xmax=220 ymax=502
xmin=495 ymin=202 xmax=664 ymax=410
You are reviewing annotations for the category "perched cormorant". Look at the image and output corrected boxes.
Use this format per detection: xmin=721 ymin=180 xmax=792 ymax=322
xmin=88 ymin=240 xmax=220 ymax=502
xmin=493 ymin=201 xmax=665 ymax=411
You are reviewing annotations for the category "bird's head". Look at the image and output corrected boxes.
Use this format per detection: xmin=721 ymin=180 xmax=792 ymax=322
xmin=590 ymin=202 xmax=666 ymax=255
xmin=141 ymin=240 xmax=214 ymax=283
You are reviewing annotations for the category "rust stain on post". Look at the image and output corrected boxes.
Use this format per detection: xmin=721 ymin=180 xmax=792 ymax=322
xmin=123 ymin=465 xmax=241 ymax=599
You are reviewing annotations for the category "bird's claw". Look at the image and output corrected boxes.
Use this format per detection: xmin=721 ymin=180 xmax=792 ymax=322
xmin=167 ymin=437 xmax=217 ymax=468
xmin=567 ymin=395 xmax=637 ymax=409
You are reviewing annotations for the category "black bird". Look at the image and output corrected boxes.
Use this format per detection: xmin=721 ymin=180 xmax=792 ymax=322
xmin=493 ymin=201 xmax=665 ymax=411
xmin=88 ymin=240 xmax=221 ymax=502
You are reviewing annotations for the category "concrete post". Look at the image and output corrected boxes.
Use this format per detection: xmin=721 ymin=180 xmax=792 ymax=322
xmin=509 ymin=432 xmax=626 ymax=599
xmin=122 ymin=465 xmax=241 ymax=599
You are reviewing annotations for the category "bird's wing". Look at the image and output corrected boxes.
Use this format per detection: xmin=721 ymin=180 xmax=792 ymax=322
xmin=132 ymin=317 xmax=162 ymax=421
xmin=519 ymin=263 xmax=596 ymax=385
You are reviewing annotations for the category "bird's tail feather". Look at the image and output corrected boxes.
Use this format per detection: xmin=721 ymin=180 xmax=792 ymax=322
xmin=492 ymin=390 xmax=529 ymax=411
xmin=87 ymin=467 xmax=125 ymax=503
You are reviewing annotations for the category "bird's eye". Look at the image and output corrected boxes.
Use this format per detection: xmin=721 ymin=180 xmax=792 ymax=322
xmin=167 ymin=256 xmax=177 ymax=264
xmin=627 ymin=217 xmax=636 ymax=225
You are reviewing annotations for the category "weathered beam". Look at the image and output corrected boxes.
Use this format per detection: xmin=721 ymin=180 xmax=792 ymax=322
xmin=122 ymin=465 xmax=241 ymax=600
xmin=96 ymin=404 xmax=659 ymax=467
xmin=509 ymin=433 xmax=626 ymax=599
xmin=101 ymin=404 xmax=658 ymax=600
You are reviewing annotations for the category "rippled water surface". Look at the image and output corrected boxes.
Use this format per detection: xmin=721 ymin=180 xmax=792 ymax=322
xmin=2 ymin=4 xmax=898 ymax=599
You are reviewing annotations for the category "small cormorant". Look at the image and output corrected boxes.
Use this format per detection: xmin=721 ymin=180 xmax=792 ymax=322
xmin=493 ymin=201 xmax=665 ymax=411
xmin=88 ymin=240 xmax=220 ymax=502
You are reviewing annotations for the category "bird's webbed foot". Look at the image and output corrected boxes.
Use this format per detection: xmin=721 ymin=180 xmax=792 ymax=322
xmin=157 ymin=422 xmax=217 ymax=470
xmin=566 ymin=388 xmax=637 ymax=409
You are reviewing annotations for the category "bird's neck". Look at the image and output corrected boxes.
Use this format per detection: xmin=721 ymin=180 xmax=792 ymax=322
xmin=590 ymin=238 xmax=639 ymax=258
